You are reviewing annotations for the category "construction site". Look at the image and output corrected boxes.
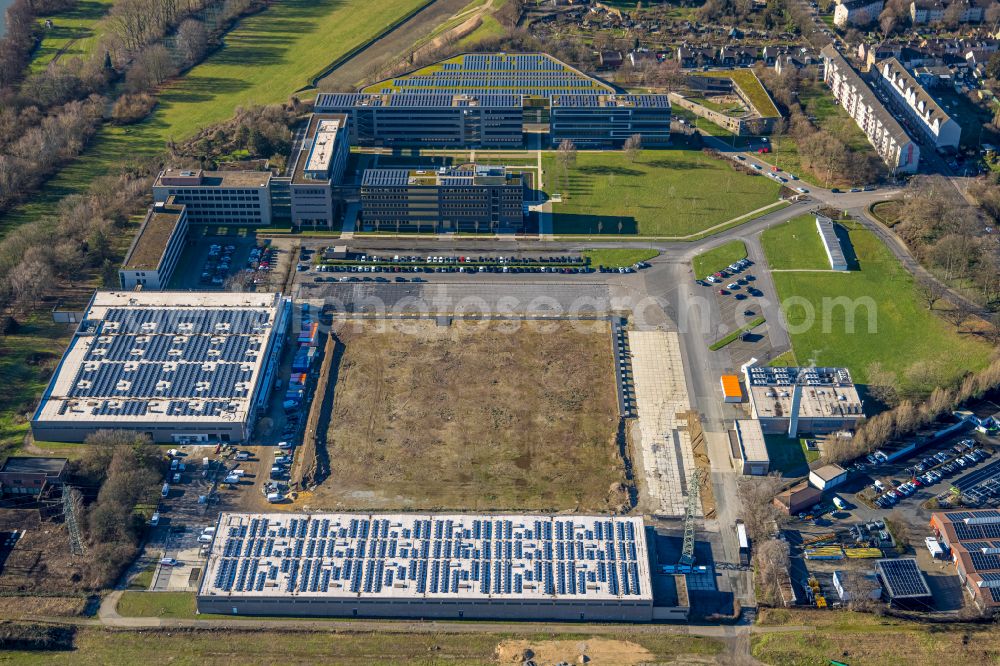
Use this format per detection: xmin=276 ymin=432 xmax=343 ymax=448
xmin=299 ymin=318 xmax=626 ymax=512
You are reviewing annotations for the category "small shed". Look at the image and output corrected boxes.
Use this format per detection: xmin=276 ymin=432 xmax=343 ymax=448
xmin=809 ymin=463 xmax=848 ymax=490
xmin=720 ymin=374 xmax=743 ymax=403
xmin=774 ymin=481 xmax=823 ymax=515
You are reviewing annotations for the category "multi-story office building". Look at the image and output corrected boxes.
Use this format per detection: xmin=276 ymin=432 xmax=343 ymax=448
xmin=286 ymin=113 xmax=351 ymax=227
xmin=314 ymin=53 xmax=671 ymax=149
xmin=743 ymin=365 xmax=864 ymax=436
xmin=821 ymin=46 xmax=920 ymax=173
xmin=876 ymin=58 xmax=961 ymax=149
xmin=833 ymin=0 xmax=884 ymax=26
xmin=153 ymin=169 xmax=273 ymax=225
xmin=361 ymin=166 xmax=525 ymax=233
xmin=119 ymin=197 xmax=188 ymax=290
xmin=910 ymin=0 xmax=985 ymax=24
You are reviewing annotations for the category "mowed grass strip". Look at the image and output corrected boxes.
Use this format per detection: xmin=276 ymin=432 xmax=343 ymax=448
xmin=760 ymin=214 xmax=831 ymax=270
xmin=581 ymin=248 xmax=658 ymax=269
xmin=767 ymin=223 xmax=994 ymax=388
xmin=543 ymin=149 xmax=781 ymax=237
xmin=30 ymin=0 xmax=114 ymax=73
xmin=0 ymin=0 xmax=429 ymax=229
xmin=709 ymin=317 xmax=765 ymax=351
xmin=320 ymin=319 xmax=622 ymax=512
xmin=692 ymin=240 xmax=747 ymax=278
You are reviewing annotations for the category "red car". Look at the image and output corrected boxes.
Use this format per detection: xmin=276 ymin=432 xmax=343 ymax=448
xmin=718 ymin=289 xmax=729 ymax=295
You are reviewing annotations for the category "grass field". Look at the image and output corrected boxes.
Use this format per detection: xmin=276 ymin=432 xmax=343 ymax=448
xmin=543 ymin=149 xmax=781 ymax=236
xmin=116 ymin=591 xmax=196 ymax=618
xmin=0 ymin=0 xmax=429 ymax=229
xmin=754 ymin=608 xmax=1000 ymax=665
xmin=766 ymin=222 xmax=994 ymax=390
xmin=766 ymin=81 xmax=880 ymax=188
xmin=318 ymin=319 xmax=623 ymax=511
xmin=765 ymin=434 xmax=819 ymax=476
xmin=3 ymin=626 xmax=723 ymax=665
xmin=692 ymin=240 xmax=748 ymax=277
xmin=581 ymin=248 xmax=658 ymax=269
xmin=30 ymin=0 xmax=113 ymax=73
xmin=870 ymin=200 xmax=902 ymax=227
xmin=760 ymin=214 xmax=831 ymax=270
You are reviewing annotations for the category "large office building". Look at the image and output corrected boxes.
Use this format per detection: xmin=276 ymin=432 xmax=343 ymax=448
xmin=821 ymin=46 xmax=920 ymax=174
xmin=31 ymin=292 xmax=291 ymax=444
xmin=314 ymin=53 xmax=671 ymax=149
xmin=361 ymin=165 xmax=525 ymax=233
xmin=285 ymin=113 xmax=351 ymax=227
xmin=875 ymin=58 xmax=961 ymax=150
xmin=198 ymin=512 xmax=654 ymax=621
xmin=931 ymin=509 xmax=1000 ymax=612
xmin=743 ymin=365 xmax=864 ymax=436
xmin=153 ymin=169 xmax=274 ymax=226
xmin=119 ymin=198 xmax=188 ymax=290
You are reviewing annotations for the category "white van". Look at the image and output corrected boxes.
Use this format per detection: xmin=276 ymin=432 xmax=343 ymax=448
xmin=267 ymin=492 xmax=284 ymax=503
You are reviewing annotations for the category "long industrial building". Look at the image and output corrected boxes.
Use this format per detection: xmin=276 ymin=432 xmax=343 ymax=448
xmin=821 ymin=45 xmax=919 ymax=174
xmin=31 ymin=292 xmax=291 ymax=444
xmin=315 ymin=53 xmax=671 ymax=148
xmin=119 ymin=198 xmax=188 ymax=290
xmin=197 ymin=512 xmax=655 ymax=621
xmin=361 ymin=165 xmax=525 ymax=233
xmin=743 ymin=364 xmax=864 ymax=436
xmin=930 ymin=509 xmax=1000 ymax=612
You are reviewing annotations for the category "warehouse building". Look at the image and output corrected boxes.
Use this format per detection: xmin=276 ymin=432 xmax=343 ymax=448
xmin=930 ymin=510 xmax=1000 ymax=612
xmin=730 ymin=419 xmax=769 ymax=475
xmin=119 ymin=198 xmax=188 ymax=290
xmin=875 ymin=58 xmax=961 ymax=150
xmin=153 ymin=169 xmax=273 ymax=226
xmin=198 ymin=512 xmax=654 ymax=621
xmin=821 ymin=45 xmax=919 ymax=174
xmin=361 ymin=166 xmax=525 ymax=233
xmin=314 ymin=53 xmax=670 ymax=149
xmin=874 ymin=558 xmax=933 ymax=608
xmin=31 ymin=291 xmax=291 ymax=444
xmin=774 ymin=481 xmax=823 ymax=515
xmin=809 ymin=463 xmax=849 ymax=490
xmin=743 ymin=365 xmax=864 ymax=436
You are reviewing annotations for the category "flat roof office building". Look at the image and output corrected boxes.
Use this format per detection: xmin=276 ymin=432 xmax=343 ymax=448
xmin=119 ymin=198 xmax=188 ymax=290
xmin=314 ymin=53 xmax=670 ymax=149
xmin=286 ymin=113 xmax=351 ymax=227
xmin=31 ymin=292 xmax=291 ymax=444
xmin=153 ymin=169 xmax=273 ymax=226
xmin=821 ymin=45 xmax=919 ymax=174
xmin=743 ymin=365 xmax=864 ymax=436
xmin=361 ymin=166 xmax=525 ymax=233
xmin=198 ymin=512 xmax=654 ymax=621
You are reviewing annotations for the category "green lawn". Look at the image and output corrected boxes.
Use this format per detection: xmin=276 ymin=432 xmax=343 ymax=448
xmin=766 ymin=223 xmax=994 ymax=391
xmin=581 ymin=248 xmax=658 ymax=269
xmin=116 ymin=591 xmax=197 ymax=618
xmin=0 ymin=317 xmax=73 ymax=461
xmin=692 ymin=240 xmax=748 ymax=277
xmin=543 ymin=149 xmax=781 ymax=236
xmin=0 ymin=0 xmax=429 ymax=230
xmin=760 ymin=214 xmax=831 ymax=270
xmin=765 ymin=434 xmax=818 ymax=476
xmin=30 ymin=0 xmax=114 ymax=73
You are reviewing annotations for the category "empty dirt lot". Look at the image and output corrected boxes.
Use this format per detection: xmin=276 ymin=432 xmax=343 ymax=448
xmin=316 ymin=318 xmax=624 ymax=512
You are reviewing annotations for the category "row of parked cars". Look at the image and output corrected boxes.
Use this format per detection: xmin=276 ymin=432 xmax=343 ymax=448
xmin=869 ymin=440 xmax=990 ymax=508
xmin=317 ymin=263 xmax=595 ymax=275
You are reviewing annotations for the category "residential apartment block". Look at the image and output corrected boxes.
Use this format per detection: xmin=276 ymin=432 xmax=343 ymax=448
xmin=119 ymin=198 xmax=188 ymax=290
xmin=821 ymin=46 xmax=920 ymax=173
xmin=910 ymin=0 xmax=985 ymax=25
xmin=834 ymin=0 xmax=884 ymax=27
xmin=876 ymin=58 xmax=961 ymax=149
xmin=153 ymin=169 xmax=274 ymax=226
xmin=361 ymin=166 xmax=525 ymax=233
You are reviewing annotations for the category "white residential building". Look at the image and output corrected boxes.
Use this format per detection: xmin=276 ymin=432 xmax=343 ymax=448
xmin=834 ymin=0 xmax=884 ymax=27
xmin=910 ymin=0 xmax=985 ymax=25
xmin=821 ymin=46 xmax=920 ymax=174
xmin=876 ymin=58 xmax=961 ymax=149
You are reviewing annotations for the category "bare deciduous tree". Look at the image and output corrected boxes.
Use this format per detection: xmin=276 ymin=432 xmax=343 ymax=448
xmin=623 ymin=134 xmax=642 ymax=163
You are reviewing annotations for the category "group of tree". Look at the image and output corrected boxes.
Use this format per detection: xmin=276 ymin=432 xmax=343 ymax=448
xmin=170 ymin=101 xmax=301 ymax=169
xmin=698 ymin=0 xmax=795 ymax=32
xmin=822 ymin=358 xmax=1000 ymax=464
xmin=0 ymin=0 xmax=267 ymax=217
xmin=70 ymin=429 xmax=165 ymax=589
xmin=896 ymin=175 xmax=1000 ymax=308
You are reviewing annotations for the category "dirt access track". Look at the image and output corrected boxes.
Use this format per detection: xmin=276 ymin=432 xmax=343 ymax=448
xmin=310 ymin=318 xmax=625 ymax=512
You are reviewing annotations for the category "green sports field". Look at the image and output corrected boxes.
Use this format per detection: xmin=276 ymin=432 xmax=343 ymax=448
xmin=543 ymin=149 xmax=781 ymax=237
xmin=765 ymin=221 xmax=993 ymax=391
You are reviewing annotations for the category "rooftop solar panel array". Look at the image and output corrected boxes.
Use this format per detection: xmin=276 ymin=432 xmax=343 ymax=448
xmin=201 ymin=513 xmax=651 ymax=602
xmin=746 ymin=366 xmax=853 ymax=387
xmin=944 ymin=510 xmax=1000 ymax=541
xmin=875 ymin=558 xmax=932 ymax=599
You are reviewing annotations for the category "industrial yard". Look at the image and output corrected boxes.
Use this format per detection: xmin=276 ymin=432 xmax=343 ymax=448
xmin=315 ymin=319 xmax=624 ymax=512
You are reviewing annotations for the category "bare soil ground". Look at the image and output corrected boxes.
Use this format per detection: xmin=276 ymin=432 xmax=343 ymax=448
xmin=313 ymin=319 xmax=623 ymax=512
xmin=496 ymin=638 xmax=655 ymax=665
xmin=0 ymin=510 xmax=88 ymax=595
